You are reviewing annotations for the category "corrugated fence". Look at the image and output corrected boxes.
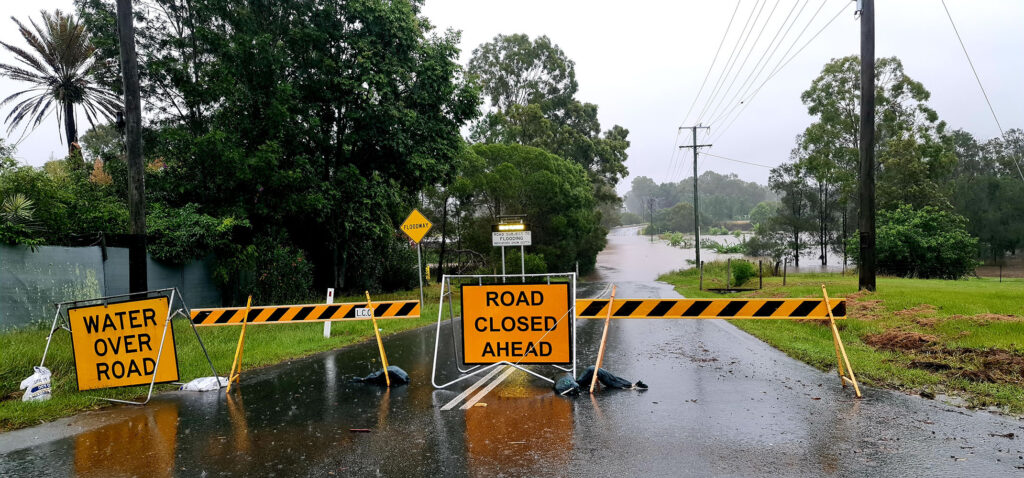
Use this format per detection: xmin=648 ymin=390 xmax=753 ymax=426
xmin=0 ymin=245 xmax=221 ymax=331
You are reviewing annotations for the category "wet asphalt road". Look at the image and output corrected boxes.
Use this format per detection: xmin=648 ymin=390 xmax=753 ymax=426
xmin=2 ymin=226 xmax=1023 ymax=477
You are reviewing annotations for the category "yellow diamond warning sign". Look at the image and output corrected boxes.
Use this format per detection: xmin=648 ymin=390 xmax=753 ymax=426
xmin=400 ymin=209 xmax=433 ymax=244
xmin=68 ymin=297 xmax=179 ymax=391
xmin=461 ymin=283 xmax=572 ymax=365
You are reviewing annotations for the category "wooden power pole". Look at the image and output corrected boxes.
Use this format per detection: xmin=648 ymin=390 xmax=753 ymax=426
xmin=858 ymin=0 xmax=876 ymax=291
xmin=679 ymin=125 xmax=711 ymax=266
xmin=116 ymin=0 xmax=147 ymax=293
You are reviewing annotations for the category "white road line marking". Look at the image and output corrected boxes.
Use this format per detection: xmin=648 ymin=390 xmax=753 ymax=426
xmin=440 ymin=366 xmax=505 ymax=411
xmin=460 ymin=366 xmax=516 ymax=410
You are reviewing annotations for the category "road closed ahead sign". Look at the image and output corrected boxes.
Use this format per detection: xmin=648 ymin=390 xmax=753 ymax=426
xmin=461 ymin=283 xmax=572 ymax=365
xmin=68 ymin=297 xmax=179 ymax=391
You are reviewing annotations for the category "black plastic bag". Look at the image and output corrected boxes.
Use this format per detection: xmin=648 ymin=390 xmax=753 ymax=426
xmin=351 ymin=366 xmax=410 ymax=386
xmin=575 ymin=366 xmax=645 ymax=390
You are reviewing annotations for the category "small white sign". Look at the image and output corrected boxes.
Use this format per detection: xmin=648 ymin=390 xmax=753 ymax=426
xmin=355 ymin=308 xmax=373 ymax=318
xmin=492 ymin=231 xmax=532 ymax=246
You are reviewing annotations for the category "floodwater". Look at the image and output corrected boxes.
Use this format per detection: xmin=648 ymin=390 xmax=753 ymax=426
xmin=1 ymin=226 xmax=1021 ymax=476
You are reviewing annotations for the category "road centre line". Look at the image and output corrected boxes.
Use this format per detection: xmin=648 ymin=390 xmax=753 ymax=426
xmin=440 ymin=365 xmax=505 ymax=410
xmin=461 ymin=366 xmax=517 ymax=410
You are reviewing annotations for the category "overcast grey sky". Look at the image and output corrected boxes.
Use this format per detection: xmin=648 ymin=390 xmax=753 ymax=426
xmin=3 ymin=1 xmax=1022 ymax=193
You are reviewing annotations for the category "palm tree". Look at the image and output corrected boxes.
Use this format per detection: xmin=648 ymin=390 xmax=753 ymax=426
xmin=0 ymin=10 xmax=120 ymax=153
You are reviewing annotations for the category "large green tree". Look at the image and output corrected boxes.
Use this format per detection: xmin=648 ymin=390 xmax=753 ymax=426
xmin=457 ymin=143 xmax=606 ymax=274
xmin=789 ymin=55 xmax=952 ymax=266
xmin=79 ymin=0 xmax=479 ymax=298
xmin=0 ymin=10 xmax=120 ymax=152
xmin=467 ymin=34 xmax=630 ymax=209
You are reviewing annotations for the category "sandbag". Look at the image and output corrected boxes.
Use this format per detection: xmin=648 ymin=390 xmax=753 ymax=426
xmin=575 ymin=366 xmax=646 ymax=390
xmin=553 ymin=374 xmax=581 ymax=396
xmin=179 ymin=376 xmax=229 ymax=391
xmin=20 ymin=366 xmax=52 ymax=402
xmin=351 ymin=366 xmax=409 ymax=386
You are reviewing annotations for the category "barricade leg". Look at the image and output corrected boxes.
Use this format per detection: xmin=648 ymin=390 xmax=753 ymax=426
xmin=590 ymin=285 xmax=616 ymax=394
xmin=227 ymin=296 xmax=252 ymax=393
xmin=366 ymin=291 xmax=391 ymax=387
xmin=822 ymin=285 xmax=861 ymax=398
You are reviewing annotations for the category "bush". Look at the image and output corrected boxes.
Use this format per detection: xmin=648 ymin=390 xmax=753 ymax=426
xmin=848 ymin=204 xmax=979 ymax=279
xmin=215 ymin=237 xmax=314 ymax=305
xmin=731 ymin=260 xmax=756 ymax=287
xmin=147 ymin=203 xmax=249 ymax=264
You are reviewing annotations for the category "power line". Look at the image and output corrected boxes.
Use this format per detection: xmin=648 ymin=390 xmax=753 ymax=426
xmin=701 ymin=151 xmax=774 ymax=168
xmin=667 ymin=2 xmax=740 ymax=184
xmin=703 ymin=0 xmax=828 ymax=143
xmin=707 ymin=0 xmax=809 ymax=127
xmin=679 ymin=1 xmax=742 ymax=128
xmin=694 ymin=0 xmax=764 ymax=126
xmin=708 ymin=0 xmax=832 ymax=142
xmin=709 ymin=0 xmax=850 ymax=144
xmin=701 ymin=0 xmax=782 ymax=126
xmin=940 ymin=0 xmax=1024 ymax=181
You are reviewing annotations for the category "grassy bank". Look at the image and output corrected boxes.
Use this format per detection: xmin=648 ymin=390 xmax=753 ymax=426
xmin=0 ymin=285 xmax=456 ymax=431
xmin=659 ymin=262 xmax=1024 ymax=414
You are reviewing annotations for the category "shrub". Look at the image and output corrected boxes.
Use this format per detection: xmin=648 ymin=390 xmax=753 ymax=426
xmin=731 ymin=260 xmax=756 ymax=287
xmin=848 ymin=204 xmax=979 ymax=279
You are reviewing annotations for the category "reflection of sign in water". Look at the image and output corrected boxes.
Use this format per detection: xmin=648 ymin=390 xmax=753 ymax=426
xmin=68 ymin=297 xmax=178 ymax=391
xmin=74 ymin=401 xmax=178 ymax=477
xmin=461 ymin=283 xmax=571 ymax=365
xmin=465 ymin=393 xmax=572 ymax=476
xmin=491 ymin=231 xmax=531 ymax=246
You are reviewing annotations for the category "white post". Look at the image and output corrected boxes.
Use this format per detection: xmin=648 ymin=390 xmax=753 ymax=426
xmin=520 ymin=245 xmax=525 ymax=282
xmin=501 ymin=246 xmax=506 ymax=283
xmin=323 ymin=288 xmax=334 ymax=338
xmin=417 ymin=243 xmax=425 ymax=308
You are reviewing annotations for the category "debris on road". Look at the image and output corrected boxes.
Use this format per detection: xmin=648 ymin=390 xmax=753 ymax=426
xmin=350 ymin=366 xmax=409 ymax=386
xmin=553 ymin=367 xmax=648 ymax=396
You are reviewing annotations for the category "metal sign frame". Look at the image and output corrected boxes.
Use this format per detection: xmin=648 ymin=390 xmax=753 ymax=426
xmin=40 ymin=288 xmax=220 ymax=405
xmin=431 ymin=273 xmax=577 ymax=389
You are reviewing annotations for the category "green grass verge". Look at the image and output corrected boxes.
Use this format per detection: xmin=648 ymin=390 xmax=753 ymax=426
xmin=0 ymin=285 xmax=458 ymax=431
xmin=659 ymin=263 xmax=1024 ymax=413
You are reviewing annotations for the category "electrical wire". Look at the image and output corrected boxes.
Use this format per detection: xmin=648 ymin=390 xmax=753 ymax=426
xmin=707 ymin=0 xmax=809 ymax=128
xmin=694 ymin=0 xmax=765 ymax=126
xmin=708 ymin=0 xmax=832 ymax=141
xmin=701 ymin=151 xmax=774 ymax=168
xmin=679 ymin=1 xmax=742 ymax=128
xmin=701 ymin=0 xmax=782 ymax=126
xmin=941 ymin=0 xmax=1024 ymax=181
xmin=709 ymin=0 xmax=850 ymax=144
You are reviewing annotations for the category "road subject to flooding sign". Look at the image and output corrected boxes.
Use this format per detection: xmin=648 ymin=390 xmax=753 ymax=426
xmin=461 ymin=283 xmax=571 ymax=365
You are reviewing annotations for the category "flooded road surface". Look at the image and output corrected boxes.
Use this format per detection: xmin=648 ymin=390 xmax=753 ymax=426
xmin=2 ymin=226 xmax=1022 ymax=476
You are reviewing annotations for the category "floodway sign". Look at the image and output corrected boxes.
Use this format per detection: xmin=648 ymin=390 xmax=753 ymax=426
xmin=492 ymin=231 xmax=531 ymax=246
xmin=400 ymin=209 xmax=432 ymax=243
xmin=461 ymin=283 xmax=571 ymax=365
xmin=68 ymin=297 xmax=179 ymax=391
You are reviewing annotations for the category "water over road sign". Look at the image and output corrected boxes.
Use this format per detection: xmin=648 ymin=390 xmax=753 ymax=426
xmin=461 ymin=283 xmax=571 ymax=365
xmin=68 ymin=297 xmax=179 ymax=391
xmin=400 ymin=209 xmax=432 ymax=244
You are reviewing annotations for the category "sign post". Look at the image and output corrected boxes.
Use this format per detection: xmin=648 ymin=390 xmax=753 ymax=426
xmin=400 ymin=209 xmax=433 ymax=309
xmin=492 ymin=216 xmax=530 ymax=283
xmin=323 ymin=288 xmax=334 ymax=338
